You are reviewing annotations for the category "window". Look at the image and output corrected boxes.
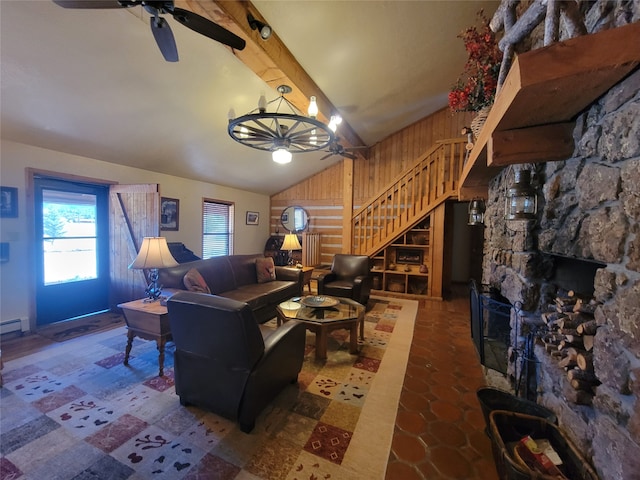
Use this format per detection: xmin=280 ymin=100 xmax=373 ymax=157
xmin=203 ymin=199 xmax=234 ymax=258
xmin=41 ymin=188 xmax=99 ymax=284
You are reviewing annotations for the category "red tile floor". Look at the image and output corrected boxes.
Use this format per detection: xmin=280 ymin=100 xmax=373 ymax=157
xmin=385 ymin=285 xmax=500 ymax=480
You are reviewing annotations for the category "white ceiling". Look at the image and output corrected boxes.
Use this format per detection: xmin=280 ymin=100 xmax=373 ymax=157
xmin=1 ymin=0 xmax=498 ymax=195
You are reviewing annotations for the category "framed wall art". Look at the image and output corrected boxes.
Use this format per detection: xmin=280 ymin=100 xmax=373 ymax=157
xmin=160 ymin=197 xmax=179 ymax=231
xmin=0 ymin=186 xmax=18 ymax=218
xmin=246 ymin=211 xmax=259 ymax=225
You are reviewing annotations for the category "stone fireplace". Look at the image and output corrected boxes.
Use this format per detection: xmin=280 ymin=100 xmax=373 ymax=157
xmin=480 ymin=12 xmax=640 ymax=480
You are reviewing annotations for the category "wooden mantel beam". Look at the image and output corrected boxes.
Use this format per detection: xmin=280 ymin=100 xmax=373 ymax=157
xmin=176 ymin=0 xmax=366 ymax=149
xmin=489 ymin=122 xmax=575 ymax=166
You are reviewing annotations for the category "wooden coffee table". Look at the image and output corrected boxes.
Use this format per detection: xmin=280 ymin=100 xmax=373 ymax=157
xmin=118 ymin=298 xmax=172 ymax=377
xmin=276 ymin=296 xmax=365 ymax=360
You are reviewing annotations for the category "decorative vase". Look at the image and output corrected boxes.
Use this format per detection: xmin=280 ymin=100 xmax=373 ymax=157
xmin=470 ymin=106 xmax=491 ymax=139
xmin=419 ymin=264 xmax=428 ymax=274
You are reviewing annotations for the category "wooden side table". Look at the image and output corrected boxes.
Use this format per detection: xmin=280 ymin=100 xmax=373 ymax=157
xmin=118 ymin=298 xmax=172 ymax=377
xmin=285 ymin=266 xmax=314 ymax=293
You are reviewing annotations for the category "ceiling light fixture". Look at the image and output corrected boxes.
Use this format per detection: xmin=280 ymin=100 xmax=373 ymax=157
xmin=247 ymin=13 xmax=272 ymax=40
xmin=228 ymin=85 xmax=335 ymax=164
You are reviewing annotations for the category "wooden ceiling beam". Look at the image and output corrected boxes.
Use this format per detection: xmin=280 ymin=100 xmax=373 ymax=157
xmin=177 ymin=0 xmax=366 ymax=149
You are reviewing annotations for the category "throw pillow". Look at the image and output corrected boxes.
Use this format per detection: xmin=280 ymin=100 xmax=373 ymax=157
xmin=183 ymin=268 xmax=211 ymax=294
xmin=256 ymin=257 xmax=276 ymax=283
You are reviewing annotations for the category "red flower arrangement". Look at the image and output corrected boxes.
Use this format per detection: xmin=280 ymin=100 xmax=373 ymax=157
xmin=448 ymin=11 xmax=502 ymax=113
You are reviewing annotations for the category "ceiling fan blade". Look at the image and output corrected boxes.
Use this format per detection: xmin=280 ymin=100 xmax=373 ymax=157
xmin=170 ymin=7 xmax=246 ymax=51
xmin=320 ymin=152 xmax=334 ymax=161
xmin=150 ymin=16 xmax=178 ymax=62
xmin=346 ymin=145 xmax=370 ymax=151
xmin=342 ymin=152 xmax=357 ymax=160
xmin=53 ymin=0 xmax=126 ymax=8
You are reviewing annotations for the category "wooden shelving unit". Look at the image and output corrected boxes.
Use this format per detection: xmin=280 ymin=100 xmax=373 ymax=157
xmin=459 ymin=22 xmax=640 ymax=200
xmin=371 ymin=215 xmax=435 ymax=299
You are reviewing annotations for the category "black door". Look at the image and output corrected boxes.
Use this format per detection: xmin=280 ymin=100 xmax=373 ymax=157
xmin=34 ymin=176 xmax=110 ymax=325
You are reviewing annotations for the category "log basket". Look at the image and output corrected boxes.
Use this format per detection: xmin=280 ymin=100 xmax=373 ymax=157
xmin=489 ymin=410 xmax=599 ymax=480
xmin=476 ymin=387 xmax=557 ymax=437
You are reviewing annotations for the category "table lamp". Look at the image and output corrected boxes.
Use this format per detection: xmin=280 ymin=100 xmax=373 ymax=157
xmin=129 ymin=237 xmax=179 ymax=301
xmin=280 ymin=233 xmax=302 ymax=266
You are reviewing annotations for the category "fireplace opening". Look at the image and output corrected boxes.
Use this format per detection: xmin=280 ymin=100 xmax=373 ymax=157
xmin=545 ymin=253 xmax=605 ymax=298
xmin=527 ymin=254 xmax=607 ymax=406
xmin=470 ymin=279 xmax=512 ymax=374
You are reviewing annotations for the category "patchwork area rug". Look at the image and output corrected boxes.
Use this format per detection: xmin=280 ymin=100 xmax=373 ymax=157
xmin=37 ymin=311 xmax=124 ymax=342
xmin=0 ymin=296 xmax=417 ymax=480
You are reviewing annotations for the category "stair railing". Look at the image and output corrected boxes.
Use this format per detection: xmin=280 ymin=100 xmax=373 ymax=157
xmin=352 ymin=138 xmax=466 ymax=256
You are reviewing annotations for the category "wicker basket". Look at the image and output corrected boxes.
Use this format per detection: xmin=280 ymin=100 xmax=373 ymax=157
xmin=388 ymin=281 xmax=404 ymax=293
xmin=477 ymin=388 xmax=557 ymax=436
xmin=470 ymin=106 xmax=491 ymax=139
xmin=489 ymin=410 xmax=599 ymax=480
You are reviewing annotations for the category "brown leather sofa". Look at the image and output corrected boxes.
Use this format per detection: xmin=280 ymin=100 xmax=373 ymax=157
xmin=167 ymin=291 xmax=306 ymax=433
xmin=158 ymin=254 xmax=303 ymax=323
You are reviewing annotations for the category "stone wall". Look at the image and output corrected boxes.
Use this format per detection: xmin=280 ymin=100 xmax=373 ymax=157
xmin=481 ymin=5 xmax=640 ymax=479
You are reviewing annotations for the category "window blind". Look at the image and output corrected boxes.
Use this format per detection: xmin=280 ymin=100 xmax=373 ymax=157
xmin=202 ymin=200 xmax=234 ymax=258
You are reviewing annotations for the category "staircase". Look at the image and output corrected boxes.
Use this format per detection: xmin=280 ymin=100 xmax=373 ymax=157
xmin=352 ymin=138 xmax=466 ymax=257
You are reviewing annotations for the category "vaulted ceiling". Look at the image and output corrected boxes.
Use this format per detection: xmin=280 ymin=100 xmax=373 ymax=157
xmin=1 ymin=0 xmax=498 ymax=195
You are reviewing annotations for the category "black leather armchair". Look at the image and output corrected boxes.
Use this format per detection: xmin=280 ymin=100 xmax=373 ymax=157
xmin=167 ymin=291 xmax=306 ymax=433
xmin=317 ymin=254 xmax=372 ymax=307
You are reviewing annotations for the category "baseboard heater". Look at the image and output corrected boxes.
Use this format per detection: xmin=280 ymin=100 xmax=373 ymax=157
xmin=1 ymin=318 xmax=25 ymax=335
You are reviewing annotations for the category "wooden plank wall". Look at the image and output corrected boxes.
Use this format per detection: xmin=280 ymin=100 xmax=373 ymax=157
xmin=270 ymin=107 xmax=473 ymax=265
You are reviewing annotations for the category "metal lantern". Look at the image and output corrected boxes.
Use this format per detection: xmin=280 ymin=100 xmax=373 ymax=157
xmin=505 ymin=169 xmax=537 ymax=221
xmin=467 ymin=199 xmax=486 ymax=226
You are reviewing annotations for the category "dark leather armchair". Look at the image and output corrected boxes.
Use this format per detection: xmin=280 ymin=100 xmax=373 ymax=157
xmin=317 ymin=254 xmax=372 ymax=307
xmin=167 ymin=291 xmax=306 ymax=433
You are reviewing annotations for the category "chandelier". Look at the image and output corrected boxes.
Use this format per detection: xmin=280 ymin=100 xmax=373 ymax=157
xmin=227 ymin=85 xmax=337 ymax=164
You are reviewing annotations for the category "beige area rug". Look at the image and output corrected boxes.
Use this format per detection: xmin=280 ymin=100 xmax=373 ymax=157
xmin=37 ymin=311 xmax=124 ymax=342
xmin=0 ymin=296 xmax=417 ymax=479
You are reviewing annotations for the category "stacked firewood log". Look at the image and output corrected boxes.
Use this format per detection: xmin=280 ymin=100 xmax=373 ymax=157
xmin=539 ymin=290 xmax=601 ymax=405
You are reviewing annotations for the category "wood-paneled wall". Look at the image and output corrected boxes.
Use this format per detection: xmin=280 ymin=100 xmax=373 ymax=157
xmin=270 ymin=107 xmax=473 ymax=264
xmin=354 ymin=107 xmax=473 ymax=203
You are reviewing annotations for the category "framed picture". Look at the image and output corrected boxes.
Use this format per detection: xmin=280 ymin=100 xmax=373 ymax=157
xmin=396 ymin=248 xmax=423 ymax=265
xmin=0 ymin=187 xmax=18 ymax=218
xmin=246 ymin=211 xmax=259 ymax=225
xmin=160 ymin=197 xmax=179 ymax=231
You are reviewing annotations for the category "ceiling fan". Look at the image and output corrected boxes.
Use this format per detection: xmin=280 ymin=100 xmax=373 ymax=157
xmin=53 ymin=0 xmax=246 ymax=62
xmin=320 ymin=140 xmax=369 ymax=161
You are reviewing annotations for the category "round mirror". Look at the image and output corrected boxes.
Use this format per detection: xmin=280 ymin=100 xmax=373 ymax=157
xmin=281 ymin=206 xmax=309 ymax=233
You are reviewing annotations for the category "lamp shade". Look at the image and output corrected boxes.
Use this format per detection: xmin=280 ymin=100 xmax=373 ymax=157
xmin=281 ymin=233 xmax=302 ymax=251
xmin=129 ymin=237 xmax=179 ymax=269
xmin=272 ymin=148 xmax=292 ymax=164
